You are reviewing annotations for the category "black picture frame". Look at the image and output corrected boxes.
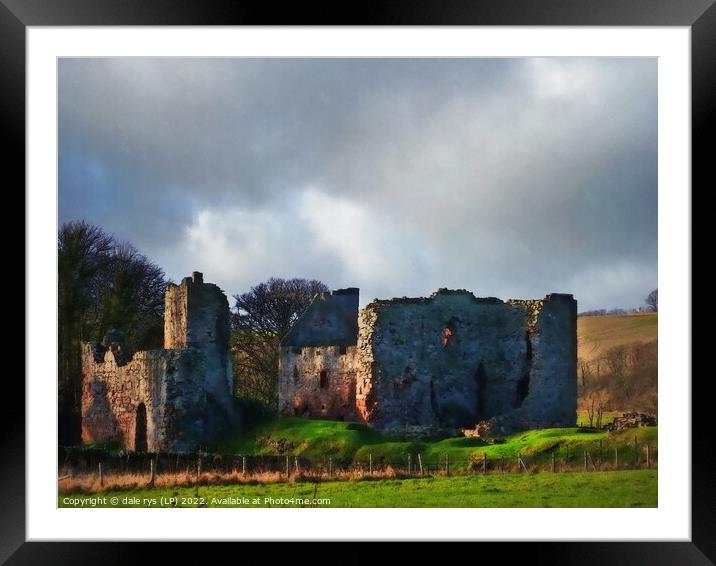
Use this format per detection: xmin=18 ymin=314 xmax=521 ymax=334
xmin=7 ymin=0 xmax=708 ymax=562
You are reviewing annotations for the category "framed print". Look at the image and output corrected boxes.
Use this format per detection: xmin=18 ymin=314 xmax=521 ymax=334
xmin=8 ymin=0 xmax=710 ymax=562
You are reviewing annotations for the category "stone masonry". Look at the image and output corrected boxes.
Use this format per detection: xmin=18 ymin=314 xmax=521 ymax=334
xmin=279 ymin=288 xmax=577 ymax=435
xmin=278 ymin=289 xmax=361 ymax=421
xmin=81 ymin=272 xmax=237 ymax=452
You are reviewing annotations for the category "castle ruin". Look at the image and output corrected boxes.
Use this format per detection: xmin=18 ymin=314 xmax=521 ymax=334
xmin=279 ymin=288 xmax=577 ymax=435
xmin=81 ymin=272 xmax=237 ymax=452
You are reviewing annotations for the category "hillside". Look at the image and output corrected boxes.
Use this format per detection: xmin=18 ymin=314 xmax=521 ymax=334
xmin=578 ymin=313 xmax=657 ymax=362
xmin=577 ymin=312 xmax=658 ymax=414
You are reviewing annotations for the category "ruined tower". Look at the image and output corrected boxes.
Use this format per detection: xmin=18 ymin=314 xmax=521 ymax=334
xmin=80 ymin=272 xmax=236 ymax=452
xmin=164 ymin=271 xmax=233 ymax=402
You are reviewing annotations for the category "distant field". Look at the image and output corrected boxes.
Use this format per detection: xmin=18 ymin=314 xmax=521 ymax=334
xmin=577 ymin=313 xmax=657 ymax=362
xmin=59 ymin=469 xmax=657 ymax=508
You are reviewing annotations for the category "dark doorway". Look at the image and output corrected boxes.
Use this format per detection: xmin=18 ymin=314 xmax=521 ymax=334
xmin=430 ymin=378 xmax=440 ymax=421
xmin=515 ymin=332 xmax=533 ymax=408
xmin=319 ymin=370 xmax=328 ymax=389
xmin=475 ymin=362 xmax=487 ymax=420
xmin=135 ymin=403 xmax=148 ymax=452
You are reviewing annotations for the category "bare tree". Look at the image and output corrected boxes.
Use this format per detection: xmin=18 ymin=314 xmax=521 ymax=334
xmin=231 ymin=278 xmax=328 ymax=410
xmin=579 ymin=358 xmax=591 ymax=388
xmin=645 ymin=288 xmax=658 ymax=312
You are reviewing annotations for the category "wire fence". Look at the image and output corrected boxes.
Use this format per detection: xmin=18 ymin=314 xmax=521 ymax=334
xmin=59 ymin=436 xmax=657 ymax=485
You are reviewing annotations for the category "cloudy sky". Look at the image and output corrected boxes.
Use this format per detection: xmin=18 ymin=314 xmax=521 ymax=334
xmin=59 ymin=58 xmax=657 ymax=311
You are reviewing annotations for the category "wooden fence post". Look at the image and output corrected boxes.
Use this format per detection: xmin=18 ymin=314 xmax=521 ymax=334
xmin=646 ymin=444 xmax=650 ymax=468
xmin=517 ymin=452 xmax=528 ymax=473
xmin=242 ymin=456 xmax=246 ymax=476
xmin=98 ymin=462 xmax=103 ymax=488
xmin=295 ymin=456 xmax=299 ymax=475
xmin=483 ymin=452 xmax=487 ymax=474
xmin=589 ymin=452 xmax=597 ymax=471
xmin=551 ymin=450 xmax=556 ymax=473
xmin=369 ymin=453 xmax=372 ymax=474
xmin=285 ymin=455 xmax=290 ymax=477
xmin=614 ymin=447 xmax=619 ymax=470
xmin=149 ymin=458 xmax=155 ymax=487
xmin=328 ymin=456 xmax=332 ymax=478
xmin=196 ymin=457 xmax=201 ymax=480
xmin=500 ymin=456 xmax=504 ymax=473
xmin=408 ymin=454 xmax=412 ymax=475
xmin=634 ymin=435 xmax=639 ymax=465
xmin=418 ymin=453 xmax=424 ymax=476
xmin=445 ymin=454 xmax=449 ymax=476
xmin=583 ymin=450 xmax=587 ymax=472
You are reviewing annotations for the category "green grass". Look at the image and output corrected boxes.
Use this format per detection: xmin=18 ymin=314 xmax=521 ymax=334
xmin=58 ymin=469 xmax=657 ymax=508
xmin=578 ymin=312 xmax=657 ymax=362
xmin=212 ymin=417 xmax=386 ymax=462
xmin=355 ymin=427 xmax=656 ymax=472
xmin=210 ymin=416 xmax=657 ymax=473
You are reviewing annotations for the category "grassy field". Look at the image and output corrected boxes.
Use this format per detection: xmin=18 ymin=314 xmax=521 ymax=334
xmin=214 ymin=417 xmax=385 ymax=461
xmin=577 ymin=312 xmax=657 ymax=362
xmin=59 ymin=469 xmax=657 ymax=508
xmin=212 ymin=417 xmax=657 ymax=472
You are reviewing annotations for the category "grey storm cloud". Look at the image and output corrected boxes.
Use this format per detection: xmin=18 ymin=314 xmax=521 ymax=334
xmin=59 ymin=58 xmax=657 ymax=311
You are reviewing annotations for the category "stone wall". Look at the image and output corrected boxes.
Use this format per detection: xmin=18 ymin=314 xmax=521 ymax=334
xmin=278 ymin=345 xmax=360 ymax=421
xmin=356 ymin=290 xmax=533 ymax=431
xmin=279 ymin=288 xmax=361 ymax=420
xmin=279 ymin=287 xmax=577 ymax=436
xmin=81 ymin=272 xmax=237 ymax=452
xmin=81 ymin=345 xmax=213 ymax=452
xmin=480 ymin=293 xmax=577 ymax=435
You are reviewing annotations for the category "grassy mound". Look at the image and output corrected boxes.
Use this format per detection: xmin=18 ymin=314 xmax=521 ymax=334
xmin=213 ymin=417 xmax=385 ymax=462
xmin=212 ymin=416 xmax=657 ymax=472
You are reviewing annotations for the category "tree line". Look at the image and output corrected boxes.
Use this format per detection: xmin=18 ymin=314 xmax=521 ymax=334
xmin=58 ymin=221 xmax=168 ymax=444
xmin=578 ymin=289 xmax=658 ymax=317
xmin=578 ymin=340 xmax=658 ymax=420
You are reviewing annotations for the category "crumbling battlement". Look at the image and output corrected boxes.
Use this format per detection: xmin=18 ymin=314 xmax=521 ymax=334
xmin=367 ymin=288 xmax=503 ymax=308
xmin=81 ymin=272 xmax=236 ymax=452
xmin=279 ymin=288 xmax=577 ymax=435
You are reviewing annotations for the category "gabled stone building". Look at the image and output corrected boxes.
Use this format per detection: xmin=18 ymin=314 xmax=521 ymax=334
xmin=81 ymin=272 xmax=237 ymax=452
xmin=279 ymin=288 xmax=577 ymax=435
